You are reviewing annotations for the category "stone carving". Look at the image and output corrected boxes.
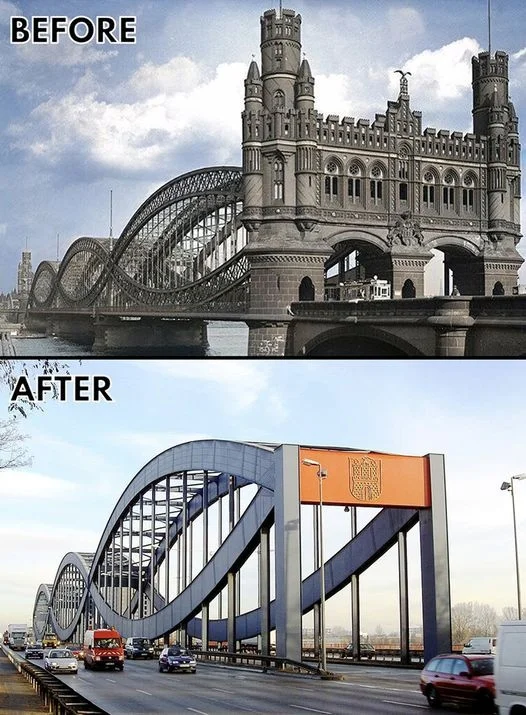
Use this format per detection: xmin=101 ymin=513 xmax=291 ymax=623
xmin=387 ymin=211 xmax=425 ymax=247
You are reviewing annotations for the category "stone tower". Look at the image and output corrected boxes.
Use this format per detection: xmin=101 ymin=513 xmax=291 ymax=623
xmin=241 ymin=8 xmax=331 ymax=357
xmin=470 ymin=51 xmax=522 ymax=295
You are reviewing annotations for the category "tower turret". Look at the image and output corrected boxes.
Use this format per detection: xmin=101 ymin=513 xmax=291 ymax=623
xmin=294 ymin=57 xmax=317 ymax=230
xmin=472 ymin=51 xmax=509 ymax=137
xmin=242 ymin=59 xmax=263 ymax=232
xmin=260 ymin=9 xmax=302 ymax=112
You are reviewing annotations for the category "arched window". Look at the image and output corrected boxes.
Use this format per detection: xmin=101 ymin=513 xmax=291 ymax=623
xmin=273 ymin=158 xmax=284 ymax=201
xmin=273 ymin=90 xmax=285 ymax=110
xmin=422 ymin=171 xmax=436 ymax=209
xmin=443 ymin=172 xmax=456 ymax=210
xmin=492 ymin=281 xmax=504 ymax=296
xmin=462 ymin=174 xmax=476 ymax=213
xmin=348 ymin=163 xmax=362 ymax=203
xmin=299 ymin=276 xmax=315 ymax=301
xmin=402 ymin=279 xmax=416 ymax=298
xmin=370 ymin=165 xmax=383 ymax=204
xmin=325 ymin=161 xmax=340 ymax=201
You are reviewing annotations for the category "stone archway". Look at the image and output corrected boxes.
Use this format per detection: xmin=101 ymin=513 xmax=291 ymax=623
xmin=299 ymin=276 xmax=315 ymax=301
xmin=402 ymin=279 xmax=416 ymax=298
xmin=492 ymin=281 xmax=504 ymax=296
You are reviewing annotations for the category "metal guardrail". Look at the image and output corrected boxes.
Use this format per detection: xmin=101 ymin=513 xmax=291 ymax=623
xmin=3 ymin=646 xmax=110 ymax=715
xmin=195 ymin=649 xmax=342 ymax=680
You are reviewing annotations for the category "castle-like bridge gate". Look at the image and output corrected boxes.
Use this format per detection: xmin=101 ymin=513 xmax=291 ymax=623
xmin=33 ymin=440 xmax=451 ymax=665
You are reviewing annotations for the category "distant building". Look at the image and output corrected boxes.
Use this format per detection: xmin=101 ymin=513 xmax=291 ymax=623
xmin=17 ymin=250 xmax=33 ymax=296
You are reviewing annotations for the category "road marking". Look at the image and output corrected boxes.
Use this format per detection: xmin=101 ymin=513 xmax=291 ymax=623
xmin=105 ymin=678 xmax=116 ymax=683
xmin=382 ymin=700 xmax=427 ymax=709
xmin=355 ymin=684 xmax=421 ymax=694
xmin=288 ymin=706 xmax=332 ymax=715
xmin=212 ymin=687 xmax=236 ymax=694
xmin=136 ymin=689 xmax=152 ymax=695
xmin=188 ymin=709 xmax=209 ymax=715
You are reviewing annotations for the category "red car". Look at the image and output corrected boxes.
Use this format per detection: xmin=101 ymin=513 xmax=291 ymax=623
xmin=420 ymin=653 xmax=495 ymax=712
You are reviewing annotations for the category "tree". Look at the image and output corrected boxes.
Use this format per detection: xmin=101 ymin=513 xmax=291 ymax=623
xmin=1 ymin=359 xmax=74 ymax=417
xmin=451 ymin=601 xmax=498 ymax=646
xmin=501 ymin=606 xmax=519 ymax=621
xmin=0 ymin=417 xmax=31 ymax=469
xmin=451 ymin=602 xmax=474 ymax=646
xmin=473 ymin=603 xmax=497 ymax=637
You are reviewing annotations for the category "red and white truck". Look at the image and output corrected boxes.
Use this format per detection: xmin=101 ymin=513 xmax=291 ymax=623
xmin=83 ymin=628 xmax=124 ymax=670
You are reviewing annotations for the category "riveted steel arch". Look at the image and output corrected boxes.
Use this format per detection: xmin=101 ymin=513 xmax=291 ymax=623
xmin=28 ymin=166 xmax=247 ymax=312
xmin=28 ymin=261 xmax=60 ymax=310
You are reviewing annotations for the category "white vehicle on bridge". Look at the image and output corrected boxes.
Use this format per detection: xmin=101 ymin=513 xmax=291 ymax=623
xmin=495 ymin=621 xmax=526 ymax=715
xmin=7 ymin=623 xmax=28 ymax=651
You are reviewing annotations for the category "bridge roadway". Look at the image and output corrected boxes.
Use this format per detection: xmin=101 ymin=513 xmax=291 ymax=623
xmin=25 ymin=658 xmax=490 ymax=715
xmin=27 ymin=293 xmax=526 ymax=356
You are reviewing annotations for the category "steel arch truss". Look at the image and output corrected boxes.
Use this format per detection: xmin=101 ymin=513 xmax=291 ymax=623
xmin=27 ymin=167 xmax=249 ymax=313
xmin=34 ymin=441 xmax=450 ymax=663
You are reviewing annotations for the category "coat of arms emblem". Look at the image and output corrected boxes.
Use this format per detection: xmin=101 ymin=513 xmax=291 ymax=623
xmin=349 ymin=456 xmax=382 ymax=502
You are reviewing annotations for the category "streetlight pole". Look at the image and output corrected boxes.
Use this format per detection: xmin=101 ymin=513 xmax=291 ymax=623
xmin=302 ymin=459 xmax=327 ymax=671
xmin=500 ymin=473 xmax=526 ymax=620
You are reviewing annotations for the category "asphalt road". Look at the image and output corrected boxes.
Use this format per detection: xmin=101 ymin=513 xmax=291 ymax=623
xmin=46 ymin=659 xmax=430 ymax=714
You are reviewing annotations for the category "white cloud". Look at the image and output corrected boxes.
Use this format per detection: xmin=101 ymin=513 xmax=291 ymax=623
xmin=386 ymin=7 xmax=426 ymax=39
xmin=128 ymin=56 xmax=203 ymax=97
xmin=9 ymin=59 xmax=245 ymax=175
xmin=14 ymin=39 xmax=118 ymax=67
xmin=391 ymin=37 xmax=483 ymax=104
xmin=0 ymin=0 xmax=19 ymax=24
xmin=0 ymin=223 xmax=6 ymax=235
xmin=0 ymin=469 xmax=78 ymax=498
xmin=512 ymin=47 xmax=526 ymax=61
xmin=140 ymin=360 xmax=271 ymax=412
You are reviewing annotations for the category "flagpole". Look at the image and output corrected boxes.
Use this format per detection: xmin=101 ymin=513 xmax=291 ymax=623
xmin=488 ymin=0 xmax=491 ymax=55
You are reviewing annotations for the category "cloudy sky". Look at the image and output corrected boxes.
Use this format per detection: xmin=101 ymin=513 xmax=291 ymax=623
xmin=0 ymin=0 xmax=525 ymax=293
xmin=1 ymin=359 xmax=525 ymax=637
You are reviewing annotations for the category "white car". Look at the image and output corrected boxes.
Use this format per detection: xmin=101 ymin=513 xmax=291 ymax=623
xmin=44 ymin=648 xmax=78 ymax=674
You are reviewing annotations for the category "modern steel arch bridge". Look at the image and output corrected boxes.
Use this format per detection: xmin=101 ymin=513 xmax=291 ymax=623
xmin=32 ymin=440 xmax=451 ymax=664
xmin=28 ymin=167 xmax=249 ymax=315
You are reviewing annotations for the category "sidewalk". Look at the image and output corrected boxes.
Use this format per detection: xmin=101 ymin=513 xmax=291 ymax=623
xmin=0 ymin=651 xmax=46 ymax=714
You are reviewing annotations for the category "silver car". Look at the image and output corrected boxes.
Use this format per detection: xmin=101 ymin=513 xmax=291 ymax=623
xmin=44 ymin=648 xmax=78 ymax=674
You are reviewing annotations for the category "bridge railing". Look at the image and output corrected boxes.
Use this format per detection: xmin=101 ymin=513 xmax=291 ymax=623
xmin=2 ymin=646 xmax=110 ymax=714
xmin=195 ymin=648 xmax=341 ymax=679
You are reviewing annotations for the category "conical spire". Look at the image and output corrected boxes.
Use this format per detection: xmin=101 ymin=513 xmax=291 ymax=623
xmin=297 ymin=57 xmax=313 ymax=81
xmin=246 ymin=57 xmax=260 ymax=82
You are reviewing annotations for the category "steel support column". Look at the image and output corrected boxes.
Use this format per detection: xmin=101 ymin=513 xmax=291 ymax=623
xmin=259 ymin=524 xmax=271 ymax=656
xmin=274 ymin=444 xmax=302 ymax=661
xmin=398 ymin=530 xmax=410 ymax=664
xmin=420 ymin=453 xmax=451 ymax=662
xmin=351 ymin=573 xmax=360 ymax=659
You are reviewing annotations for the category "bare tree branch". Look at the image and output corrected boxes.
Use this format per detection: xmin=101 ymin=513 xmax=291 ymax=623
xmin=1 ymin=359 xmax=78 ymax=417
xmin=0 ymin=418 xmax=31 ymax=470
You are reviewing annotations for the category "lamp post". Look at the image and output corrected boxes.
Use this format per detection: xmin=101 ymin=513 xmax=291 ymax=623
xmin=500 ymin=473 xmax=526 ymax=620
xmin=302 ymin=458 xmax=327 ymax=671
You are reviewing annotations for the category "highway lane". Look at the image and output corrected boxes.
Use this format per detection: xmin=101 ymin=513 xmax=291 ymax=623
xmin=48 ymin=659 xmax=429 ymax=714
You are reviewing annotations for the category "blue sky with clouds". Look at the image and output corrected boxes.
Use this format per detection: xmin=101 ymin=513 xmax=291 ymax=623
xmin=1 ymin=358 xmax=526 ymax=635
xmin=0 ymin=0 xmax=525 ymax=293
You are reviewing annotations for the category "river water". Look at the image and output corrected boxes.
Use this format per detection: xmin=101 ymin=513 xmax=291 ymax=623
xmin=10 ymin=321 xmax=249 ymax=358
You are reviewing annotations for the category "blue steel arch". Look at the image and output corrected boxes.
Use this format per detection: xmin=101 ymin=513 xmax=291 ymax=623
xmin=33 ymin=439 xmax=450 ymax=663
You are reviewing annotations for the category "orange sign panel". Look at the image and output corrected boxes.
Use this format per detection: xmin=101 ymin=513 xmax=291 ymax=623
xmin=299 ymin=448 xmax=431 ymax=508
